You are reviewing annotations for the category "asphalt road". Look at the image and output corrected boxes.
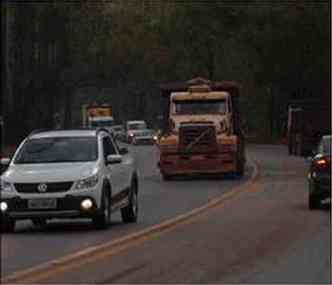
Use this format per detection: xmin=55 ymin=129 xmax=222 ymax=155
xmin=1 ymin=144 xmax=331 ymax=283
xmin=1 ymin=143 xmax=252 ymax=279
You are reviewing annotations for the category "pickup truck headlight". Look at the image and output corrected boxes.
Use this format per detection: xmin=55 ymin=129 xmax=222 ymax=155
xmin=75 ymin=174 xmax=99 ymax=190
xmin=0 ymin=179 xmax=13 ymax=192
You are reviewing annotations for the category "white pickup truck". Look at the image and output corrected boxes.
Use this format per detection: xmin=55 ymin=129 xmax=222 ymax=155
xmin=0 ymin=128 xmax=139 ymax=232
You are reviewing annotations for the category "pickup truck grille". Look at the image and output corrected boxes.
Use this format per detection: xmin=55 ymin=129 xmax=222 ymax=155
xmin=14 ymin=182 xmax=73 ymax=193
xmin=179 ymin=124 xmax=217 ymax=153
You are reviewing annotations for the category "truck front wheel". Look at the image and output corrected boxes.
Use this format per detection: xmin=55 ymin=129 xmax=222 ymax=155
xmin=162 ymin=173 xmax=172 ymax=181
xmin=236 ymin=159 xmax=244 ymax=177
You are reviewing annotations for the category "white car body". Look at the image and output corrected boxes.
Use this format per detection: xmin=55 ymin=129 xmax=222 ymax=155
xmin=0 ymin=129 xmax=139 ymax=231
xmin=125 ymin=120 xmax=151 ymax=143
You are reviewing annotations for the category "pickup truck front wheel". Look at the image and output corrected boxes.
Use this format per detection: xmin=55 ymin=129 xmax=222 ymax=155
xmin=93 ymin=188 xmax=111 ymax=230
xmin=121 ymin=180 xmax=138 ymax=223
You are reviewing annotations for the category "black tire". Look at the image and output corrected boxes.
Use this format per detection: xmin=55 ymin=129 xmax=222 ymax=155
xmin=162 ymin=173 xmax=172 ymax=181
xmin=1 ymin=218 xmax=15 ymax=233
xmin=93 ymin=188 xmax=111 ymax=230
xmin=235 ymin=158 xmax=244 ymax=178
xmin=32 ymin=218 xmax=47 ymax=228
xmin=288 ymin=142 xmax=293 ymax=155
xmin=309 ymin=194 xmax=320 ymax=210
xmin=121 ymin=180 xmax=138 ymax=223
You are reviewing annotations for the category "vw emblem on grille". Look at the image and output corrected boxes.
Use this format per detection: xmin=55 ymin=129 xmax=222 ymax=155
xmin=37 ymin=183 xmax=47 ymax=193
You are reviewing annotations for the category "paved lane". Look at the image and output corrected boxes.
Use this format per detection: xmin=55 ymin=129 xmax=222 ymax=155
xmin=1 ymin=144 xmax=252 ymax=278
xmin=38 ymin=144 xmax=330 ymax=284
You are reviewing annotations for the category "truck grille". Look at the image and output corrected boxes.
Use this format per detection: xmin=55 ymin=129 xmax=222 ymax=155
xmin=179 ymin=124 xmax=217 ymax=153
xmin=14 ymin=182 xmax=73 ymax=193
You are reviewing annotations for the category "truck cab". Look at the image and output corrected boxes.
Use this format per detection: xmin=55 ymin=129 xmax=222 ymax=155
xmin=88 ymin=116 xmax=114 ymax=129
xmin=169 ymin=84 xmax=234 ymax=136
xmin=158 ymin=78 xmax=245 ymax=180
xmin=82 ymin=104 xmax=114 ymax=132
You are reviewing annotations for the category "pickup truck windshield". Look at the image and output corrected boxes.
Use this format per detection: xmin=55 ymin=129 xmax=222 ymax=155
xmin=173 ymin=99 xmax=226 ymax=115
xmin=14 ymin=137 xmax=98 ymax=164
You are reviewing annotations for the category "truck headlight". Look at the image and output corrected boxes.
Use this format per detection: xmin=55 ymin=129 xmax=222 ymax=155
xmin=0 ymin=179 xmax=13 ymax=192
xmin=75 ymin=174 xmax=99 ymax=189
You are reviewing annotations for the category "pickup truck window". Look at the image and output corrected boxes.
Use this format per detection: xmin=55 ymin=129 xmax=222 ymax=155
xmin=14 ymin=137 xmax=98 ymax=164
xmin=102 ymin=136 xmax=117 ymax=158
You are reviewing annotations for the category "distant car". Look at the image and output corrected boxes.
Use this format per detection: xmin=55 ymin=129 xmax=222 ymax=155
xmin=125 ymin=121 xmax=157 ymax=145
xmin=0 ymin=128 xmax=139 ymax=232
xmin=111 ymin=125 xmax=125 ymax=141
xmin=308 ymin=135 xmax=331 ymax=209
xmin=124 ymin=120 xmax=146 ymax=143
xmin=132 ymin=129 xmax=157 ymax=145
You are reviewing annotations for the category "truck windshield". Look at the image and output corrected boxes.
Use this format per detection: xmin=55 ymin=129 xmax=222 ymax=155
xmin=174 ymin=100 xmax=226 ymax=115
xmin=128 ymin=123 xmax=147 ymax=130
xmin=14 ymin=137 xmax=98 ymax=164
xmin=90 ymin=120 xmax=114 ymax=127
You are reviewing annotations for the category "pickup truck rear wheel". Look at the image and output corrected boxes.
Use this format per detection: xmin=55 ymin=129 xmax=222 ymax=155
xmin=121 ymin=180 xmax=138 ymax=223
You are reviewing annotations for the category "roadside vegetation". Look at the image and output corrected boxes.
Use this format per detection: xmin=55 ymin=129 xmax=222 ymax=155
xmin=2 ymin=1 xmax=330 ymax=146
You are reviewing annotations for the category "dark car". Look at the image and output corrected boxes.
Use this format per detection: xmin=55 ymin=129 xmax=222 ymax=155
xmin=308 ymin=135 xmax=331 ymax=209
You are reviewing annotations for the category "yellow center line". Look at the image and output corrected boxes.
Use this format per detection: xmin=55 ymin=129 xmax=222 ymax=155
xmin=2 ymin=158 xmax=261 ymax=284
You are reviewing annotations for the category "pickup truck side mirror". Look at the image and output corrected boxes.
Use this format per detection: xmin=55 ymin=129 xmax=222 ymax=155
xmin=106 ymin=154 xmax=122 ymax=164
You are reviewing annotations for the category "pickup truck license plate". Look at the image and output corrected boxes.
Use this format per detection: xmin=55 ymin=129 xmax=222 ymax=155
xmin=28 ymin=199 xmax=57 ymax=209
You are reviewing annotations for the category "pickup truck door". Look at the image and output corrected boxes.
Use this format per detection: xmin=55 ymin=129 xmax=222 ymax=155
xmin=112 ymin=138 xmax=132 ymax=191
xmin=102 ymin=136 xmax=122 ymax=196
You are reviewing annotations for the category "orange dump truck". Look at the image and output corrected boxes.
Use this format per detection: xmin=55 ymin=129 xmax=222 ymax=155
xmin=158 ymin=77 xmax=246 ymax=180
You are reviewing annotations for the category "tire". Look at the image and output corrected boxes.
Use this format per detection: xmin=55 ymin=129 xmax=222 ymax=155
xmin=309 ymin=194 xmax=320 ymax=210
xmin=288 ymin=142 xmax=293 ymax=155
xmin=162 ymin=173 xmax=172 ymax=181
xmin=93 ymin=188 xmax=111 ymax=230
xmin=32 ymin=218 xmax=47 ymax=228
xmin=1 ymin=218 xmax=15 ymax=233
xmin=235 ymin=158 xmax=244 ymax=178
xmin=121 ymin=180 xmax=138 ymax=223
